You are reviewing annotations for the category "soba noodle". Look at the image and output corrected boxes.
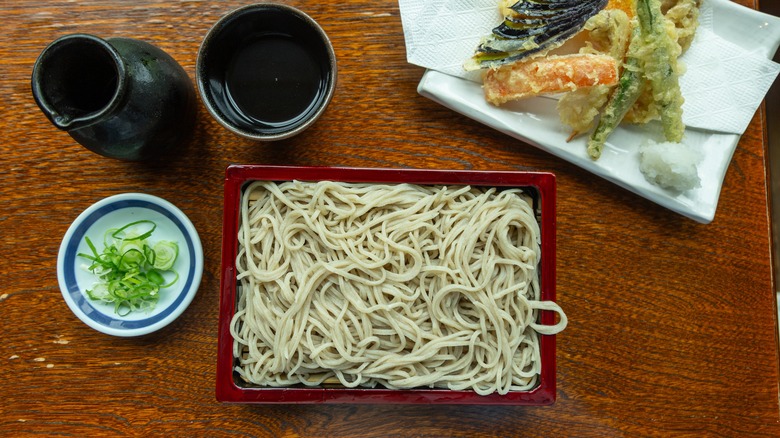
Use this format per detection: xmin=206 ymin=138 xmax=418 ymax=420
xmin=231 ymin=180 xmax=567 ymax=395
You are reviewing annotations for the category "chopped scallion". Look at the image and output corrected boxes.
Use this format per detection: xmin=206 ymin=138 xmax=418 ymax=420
xmin=78 ymin=220 xmax=179 ymax=315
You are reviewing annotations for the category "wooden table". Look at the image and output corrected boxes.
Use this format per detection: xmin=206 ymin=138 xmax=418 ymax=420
xmin=2 ymin=0 xmax=778 ymax=436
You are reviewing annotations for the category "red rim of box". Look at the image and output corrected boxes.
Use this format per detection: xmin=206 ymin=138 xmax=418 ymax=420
xmin=217 ymin=165 xmax=558 ymax=405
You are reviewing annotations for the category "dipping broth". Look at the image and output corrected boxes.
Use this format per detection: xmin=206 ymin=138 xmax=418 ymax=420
xmin=197 ymin=4 xmax=336 ymax=140
xmin=224 ymin=35 xmax=323 ymax=127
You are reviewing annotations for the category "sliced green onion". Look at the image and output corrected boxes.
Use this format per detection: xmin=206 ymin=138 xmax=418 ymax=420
xmin=118 ymin=247 xmax=145 ymax=270
xmin=112 ymin=219 xmax=156 ymax=241
xmin=77 ymin=220 xmax=180 ymax=315
xmin=146 ymin=269 xmax=166 ymax=286
xmin=152 ymin=241 xmax=178 ymax=270
xmin=159 ymin=271 xmax=179 ymax=289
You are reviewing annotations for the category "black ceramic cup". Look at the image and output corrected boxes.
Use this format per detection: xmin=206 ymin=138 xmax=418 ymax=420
xmin=197 ymin=3 xmax=337 ymax=141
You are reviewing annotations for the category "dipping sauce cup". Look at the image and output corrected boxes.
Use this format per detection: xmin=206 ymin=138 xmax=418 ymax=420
xmin=197 ymin=3 xmax=337 ymax=141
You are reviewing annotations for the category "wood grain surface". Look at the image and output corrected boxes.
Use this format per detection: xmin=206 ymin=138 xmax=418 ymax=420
xmin=1 ymin=0 xmax=777 ymax=436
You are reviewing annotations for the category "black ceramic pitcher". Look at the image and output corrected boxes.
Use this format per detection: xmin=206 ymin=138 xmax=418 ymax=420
xmin=31 ymin=34 xmax=196 ymax=161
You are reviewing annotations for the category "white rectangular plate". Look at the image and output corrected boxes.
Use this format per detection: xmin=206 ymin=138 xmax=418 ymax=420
xmin=417 ymin=0 xmax=780 ymax=223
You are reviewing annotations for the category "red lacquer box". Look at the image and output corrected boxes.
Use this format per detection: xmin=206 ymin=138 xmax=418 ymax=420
xmin=217 ymin=165 xmax=558 ymax=404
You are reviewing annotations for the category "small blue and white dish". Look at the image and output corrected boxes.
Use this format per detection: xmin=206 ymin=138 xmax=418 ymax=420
xmin=57 ymin=193 xmax=204 ymax=337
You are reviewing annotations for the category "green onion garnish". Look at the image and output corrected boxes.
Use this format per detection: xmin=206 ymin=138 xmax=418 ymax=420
xmin=78 ymin=220 xmax=179 ymax=316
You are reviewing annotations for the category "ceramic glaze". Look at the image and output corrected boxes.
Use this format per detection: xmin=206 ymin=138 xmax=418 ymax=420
xmin=32 ymin=34 xmax=196 ymax=161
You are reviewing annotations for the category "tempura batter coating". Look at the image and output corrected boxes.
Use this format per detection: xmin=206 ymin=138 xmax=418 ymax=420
xmin=558 ymin=8 xmax=632 ymax=135
xmin=484 ymin=54 xmax=620 ymax=104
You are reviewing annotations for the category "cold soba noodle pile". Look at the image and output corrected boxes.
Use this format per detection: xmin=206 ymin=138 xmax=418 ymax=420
xmin=231 ymin=180 xmax=567 ymax=395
